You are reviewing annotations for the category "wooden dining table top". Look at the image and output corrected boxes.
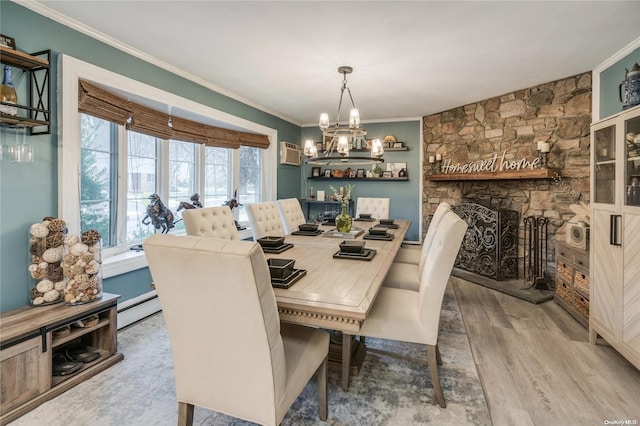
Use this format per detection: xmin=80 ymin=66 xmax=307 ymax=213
xmin=264 ymin=219 xmax=410 ymax=333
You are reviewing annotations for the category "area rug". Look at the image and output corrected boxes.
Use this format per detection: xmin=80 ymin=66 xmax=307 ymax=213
xmin=10 ymin=284 xmax=491 ymax=425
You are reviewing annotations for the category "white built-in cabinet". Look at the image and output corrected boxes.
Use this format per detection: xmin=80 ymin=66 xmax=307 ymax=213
xmin=590 ymin=104 xmax=640 ymax=370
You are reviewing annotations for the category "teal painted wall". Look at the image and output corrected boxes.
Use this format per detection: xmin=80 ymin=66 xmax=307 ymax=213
xmin=600 ymin=47 xmax=640 ymax=119
xmin=0 ymin=3 xmax=301 ymax=312
xmin=301 ymin=120 xmax=422 ymax=241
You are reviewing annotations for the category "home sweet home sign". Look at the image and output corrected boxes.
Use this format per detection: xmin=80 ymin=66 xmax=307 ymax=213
xmin=440 ymin=150 xmax=541 ymax=174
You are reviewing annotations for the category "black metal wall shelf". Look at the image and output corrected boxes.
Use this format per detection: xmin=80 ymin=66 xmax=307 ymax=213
xmin=0 ymin=47 xmax=51 ymax=135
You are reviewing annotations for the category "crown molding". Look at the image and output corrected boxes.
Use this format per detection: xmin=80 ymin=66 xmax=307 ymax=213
xmin=13 ymin=0 xmax=301 ymax=126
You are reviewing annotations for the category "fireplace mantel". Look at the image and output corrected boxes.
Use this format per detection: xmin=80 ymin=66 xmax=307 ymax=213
xmin=426 ymin=168 xmax=557 ymax=181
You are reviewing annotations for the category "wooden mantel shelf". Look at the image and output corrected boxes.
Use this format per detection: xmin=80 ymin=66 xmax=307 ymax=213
xmin=426 ymin=168 xmax=558 ymax=181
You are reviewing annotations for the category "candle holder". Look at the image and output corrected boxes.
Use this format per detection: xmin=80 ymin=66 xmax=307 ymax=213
xmin=536 ymin=142 xmax=550 ymax=169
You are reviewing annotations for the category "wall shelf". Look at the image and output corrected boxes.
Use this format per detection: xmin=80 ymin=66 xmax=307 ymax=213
xmin=0 ymin=46 xmax=51 ymax=134
xmin=308 ymin=177 xmax=409 ymax=182
xmin=426 ymin=168 xmax=557 ymax=181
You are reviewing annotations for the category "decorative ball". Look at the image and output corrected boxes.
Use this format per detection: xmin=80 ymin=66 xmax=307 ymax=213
xmin=33 ymin=296 xmax=45 ymax=305
xmin=64 ymin=235 xmax=79 ymax=246
xmin=43 ymin=289 xmax=61 ymax=303
xmin=36 ymin=279 xmax=54 ymax=293
xmin=69 ymin=242 xmax=89 ymax=257
xmin=47 ymin=218 xmax=67 ymax=234
xmin=85 ymin=260 xmax=100 ymax=275
xmin=42 ymin=246 xmax=64 ymax=263
xmin=46 ymin=232 xmax=65 ymax=248
xmin=81 ymin=229 xmax=101 ymax=245
xmin=54 ymin=281 xmax=66 ymax=291
xmin=47 ymin=263 xmax=64 ymax=282
xmin=30 ymin=223 xmax=49 ymax=239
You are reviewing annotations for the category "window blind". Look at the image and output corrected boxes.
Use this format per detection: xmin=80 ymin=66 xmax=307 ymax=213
xmin=78 ymin=80 xmax=270 ymax=149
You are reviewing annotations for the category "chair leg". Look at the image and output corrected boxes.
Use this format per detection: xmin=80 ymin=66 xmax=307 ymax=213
xmin=436 ymin=343 xmax=443 ymax=366
xmin=341 ymin=333 xmax=352 ymax=391
xmin=317 ymin=356 xmax=328 ymax=421
xmin=427 ymin=344 xmax=446 ymax=408
xmin=178 ymin=402 xmax=194 ymax=426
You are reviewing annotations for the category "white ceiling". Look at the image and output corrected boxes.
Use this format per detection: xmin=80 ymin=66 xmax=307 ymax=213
xmin=25 ymin=1 xmax=640 ymax=126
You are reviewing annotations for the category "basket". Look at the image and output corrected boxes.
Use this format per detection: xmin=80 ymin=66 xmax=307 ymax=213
xmin=556 ymin=281 xmax=572 ymax=305
xmin=573 ymin=292 xmax=589 ymax=318
xmin=573 ymin=271 xmax=590 ymax=294
xmin=557 ymin=261 xmax=573 ymax=283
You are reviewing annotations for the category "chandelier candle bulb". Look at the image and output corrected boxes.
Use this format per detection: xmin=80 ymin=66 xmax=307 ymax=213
xmin=349 ymin=108 xmax=360 ymax=128
xmin=319 ymin=113 xmax=329 ymax=129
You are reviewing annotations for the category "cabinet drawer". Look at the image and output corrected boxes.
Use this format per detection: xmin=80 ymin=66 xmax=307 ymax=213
xmin=557 ymin=261 xmax=574 ymax=283
xmin=574 ymin=270 xmax=590 ymax=294
xmin=556 ymin=281 xmax=573 ymax=305
xmin=573 ymin=291 xmax=589 ymax=319
xmin=573 ymin=252 xmax=589 ymax=271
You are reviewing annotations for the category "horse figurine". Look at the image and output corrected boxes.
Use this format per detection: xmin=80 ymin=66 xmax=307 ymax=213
xmin=176 ymin=193 xmax=203 ymax=211
xmin=223 ymin=189 xmax=244 ymax=230
xmin=142 ymin=194 xmax=175 ymax=233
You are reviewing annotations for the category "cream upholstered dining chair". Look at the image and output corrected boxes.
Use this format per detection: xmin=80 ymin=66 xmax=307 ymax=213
xmin=352 ymin=210 xmax=467 ymax=408
xmin=182 ymin=206 xmax=240 ymax=240
xmin=355 ymin=197 xmax=390 ymax=219
xmin=144 ymin=234 xmax=329 ymax=426
xmin=276 ymin=198 xmax=307 ymax=235
xmin=246 ymin=201 xmax=285 ymax=240
xmin=384 ymin=202 xmax=452 ymax=291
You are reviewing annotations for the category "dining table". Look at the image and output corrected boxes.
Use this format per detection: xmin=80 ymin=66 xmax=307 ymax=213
xmin=263 ymin=218 xmax=411 ymax=391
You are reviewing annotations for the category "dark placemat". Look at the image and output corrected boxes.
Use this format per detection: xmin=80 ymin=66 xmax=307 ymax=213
xmin=376 ymin=223 xmax=399 ymax=229
xmin=261 ymin=243 xmax=294 ymax=254
xmin=271 ymin=269 xmax=306 ymax=289
xmin=354 ymin=217 xmax=376 ymax=222
xmin=332 ymin=248 xmax=377 ymax=261
xmin=364 ymin=233 xmax=394 ymax=241
xmin=291 ymin=229 xmax=323 ymax=236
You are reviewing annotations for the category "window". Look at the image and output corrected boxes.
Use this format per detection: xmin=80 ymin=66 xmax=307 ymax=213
xmin=78 ymin=114 xmax=268 ymax=253
xmin=61 ymin=55 xmax=277 ymax=276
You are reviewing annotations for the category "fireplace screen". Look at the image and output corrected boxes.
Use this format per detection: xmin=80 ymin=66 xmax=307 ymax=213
xmin=452 ymin=203 xmax=519 ymax=281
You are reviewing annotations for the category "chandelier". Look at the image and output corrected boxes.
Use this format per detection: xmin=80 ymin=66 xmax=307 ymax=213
xmin=304 ymin=66 xmax=384 ymax=166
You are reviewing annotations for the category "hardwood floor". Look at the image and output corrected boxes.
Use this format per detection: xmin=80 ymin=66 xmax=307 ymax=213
xmin=452 ymin=277 xmax=640 ymax=426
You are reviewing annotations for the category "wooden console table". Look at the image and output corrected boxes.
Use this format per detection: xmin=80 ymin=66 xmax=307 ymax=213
xmin=0 ymin=293 xmax=124 ymax=425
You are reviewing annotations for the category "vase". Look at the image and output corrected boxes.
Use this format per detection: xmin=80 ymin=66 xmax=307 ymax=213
xmin=335 ymin=202 xmax=353 ymax=233
xmin=1 ymin=65 xmax=18 ymax=116
xmin=63 ymin=230 xmax=104 ymax=305
xmin=28 ymin=218 xmax=68 ymax=306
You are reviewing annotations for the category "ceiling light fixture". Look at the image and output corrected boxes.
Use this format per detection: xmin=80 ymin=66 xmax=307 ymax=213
xmin=305 ymin=66 xmax=384 ymax=166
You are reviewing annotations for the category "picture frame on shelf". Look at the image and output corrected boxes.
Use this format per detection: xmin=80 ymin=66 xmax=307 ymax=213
xmin=323 ymin=169 xmax=332 ymax=178
xmin=382 ymin=171 xmax=393 ymax=178
xmin=349 ymin=169 xmax=357 ymax=178
xmin=333 ymin=169 xmax=344 ymax=178
xmin=393 ymin=142 xmax=404 ymax=149
xmin=386 ymin=162 xmax=407 ymax=177
xmin=316 ymin=142 xmax=323 ymax=153
xmin=0 ymin=34 xmax=16 ymax=50
xmin=311 ymin=167 xmax=321 ymax=177
xmin=356 ymin=169 xmax=365 ymax=178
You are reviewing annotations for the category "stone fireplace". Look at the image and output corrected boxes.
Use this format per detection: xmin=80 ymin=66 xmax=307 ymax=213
xmin=422 ymin=72 xmax=592 ymax=284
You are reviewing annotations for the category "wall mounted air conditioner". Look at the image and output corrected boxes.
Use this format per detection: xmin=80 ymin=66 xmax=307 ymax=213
xmin=280 ymin=141 xmax=301 ymax=166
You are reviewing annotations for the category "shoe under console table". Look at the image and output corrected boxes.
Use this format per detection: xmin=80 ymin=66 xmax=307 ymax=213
xmin=0 ymin=293 xmax=124 ymax=425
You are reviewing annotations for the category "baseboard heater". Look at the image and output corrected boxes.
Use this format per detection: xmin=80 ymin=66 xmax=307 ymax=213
xmin=117 ymin=290 xmax=162 ymax=329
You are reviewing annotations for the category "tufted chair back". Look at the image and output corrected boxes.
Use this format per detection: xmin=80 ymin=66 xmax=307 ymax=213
xmin=246 ymin=201 xmax=285 ymax=240
xmin=355 ymin=197 xmax=390 ymax=219
xmin=144 ymin=234 xmax=329 ymax=425
xmin=182 ymin=206 xmax=240 ymax=240
xmin=418 ymin=201 xmax=451 ymax=274
xmin=276 ymin=198 xmax=306 ymax=235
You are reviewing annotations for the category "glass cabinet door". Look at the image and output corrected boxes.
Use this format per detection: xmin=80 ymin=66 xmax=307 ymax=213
xmin=624 ymin=114 xmax=640 ymax=207
xmin=593 ymin=125 xmax=616 ymax=205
